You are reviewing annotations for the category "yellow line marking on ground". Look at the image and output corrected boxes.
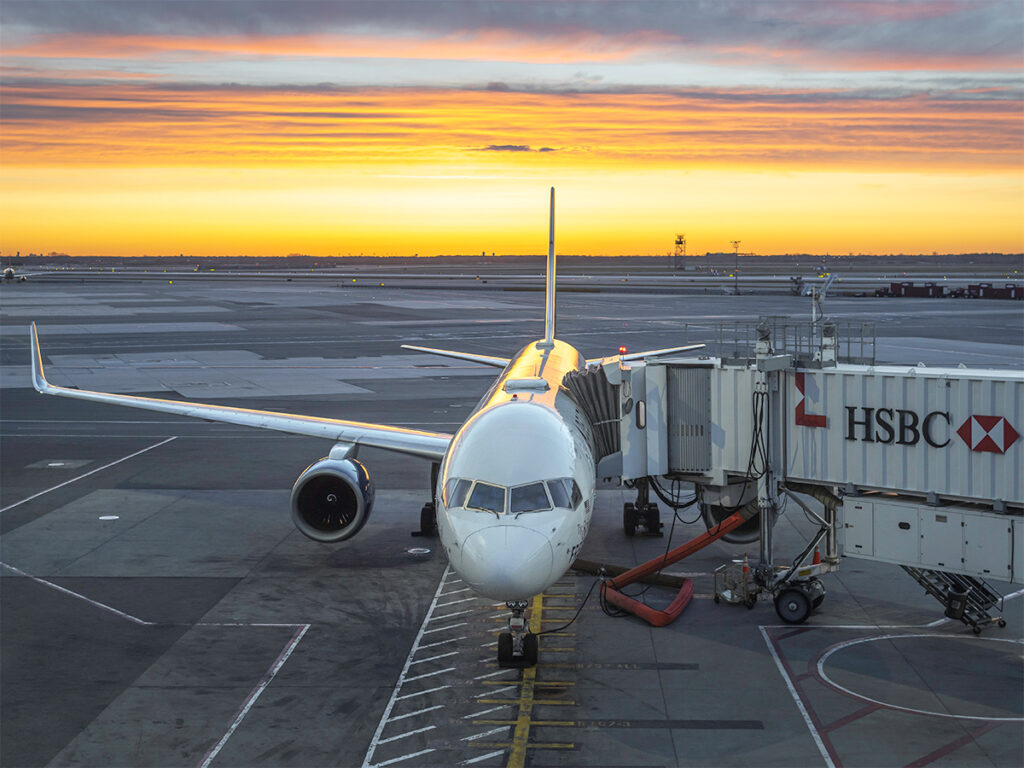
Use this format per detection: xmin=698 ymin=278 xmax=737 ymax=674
xmin=476 ymin=719 xmax=575 ymax=727
xmin=505 ymin=593 xmax=543 ymax=768
xmin=479 ymin=742 xmax=576 ymax=750
xmin=476 ymin=698 xmax=575 ymax=706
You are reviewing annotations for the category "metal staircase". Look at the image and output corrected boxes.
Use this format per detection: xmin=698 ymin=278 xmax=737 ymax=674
xmin=901 ymin=566 xmax=1007 ymax=634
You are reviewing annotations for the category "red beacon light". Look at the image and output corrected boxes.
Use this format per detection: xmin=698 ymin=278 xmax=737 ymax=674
xmin=618 ymin=346 xmax=628 ymax=355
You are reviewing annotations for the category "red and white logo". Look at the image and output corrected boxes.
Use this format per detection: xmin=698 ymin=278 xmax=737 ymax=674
xmin=956 ymin=416 xmax=1019 ymax=454
xmin=794 ymin=372 xmax=826 ymax=427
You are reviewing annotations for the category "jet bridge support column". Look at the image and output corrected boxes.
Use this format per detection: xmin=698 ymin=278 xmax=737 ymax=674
xmin=754 ymin=323 xmax=791 ymax=583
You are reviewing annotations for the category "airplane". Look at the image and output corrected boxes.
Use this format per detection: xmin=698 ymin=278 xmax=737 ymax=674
xmin=29 ymin=188 xmax=703 ymax=666
xmin=4 ymin=266 xmax=28 ymax=282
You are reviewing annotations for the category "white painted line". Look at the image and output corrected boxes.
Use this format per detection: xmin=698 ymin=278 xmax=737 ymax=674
xmin=418 ymin=636 xmax=466 ymax=650
xmin=436 ymin=596 xmax=477 ymax=608
xmin=463 ymin=705 xmax=511 ymax=718
xmin=404 ymin=667 xmax=456 ymax=683
xmin=462 ymin=726 xmax=508 ymax=742
xmin=446 ymin=578 xmax=464 ymax=584
xmin=440 ymin=588 xmax=472 ymax=597
xmin=473 ymin=670 xmax=513 ymax=680
xmin=422 ymin=622 xmax=467 ymax=634
xmin=362 ymin=566 xmax=452 ymax=768
xmin=409 ymin=651 xmax=459 ymax=665
xmin=1 ymin=437 xmax=177 ymax=513
xmin=371 ymin=747 xmax=436 ymax=767
xmin=395 ymin=685 xmax=450 ymax=702
xmin=758 ymin=626 xmax=834 ymax=768
xmin=198 ymin=624 xmax=310 ymax=768
xmin=487 ymin=612 xmax=505 ymax=619
xmin=377 ymin=725 xmax=436 ymax=745
xmin=387 ymin=704 xmax=445 ymax=723
xmin=460 ymin=749 xmax=505 ymax=765
xmin=432 ymin=608 xmax=476 ymax=621
xmin=816 ymin=634 xmax=1024 ymax=721
xmin=476 ymin=685 xmax=516 ymax=697
xmin=0 ymin=562 xmax=152 ymax=625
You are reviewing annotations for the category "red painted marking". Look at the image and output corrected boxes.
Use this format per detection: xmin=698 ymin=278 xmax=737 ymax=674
xmin=823 ymin=703 xmax=882 ymax=733
xmin=903 ymin=721 xmax=1002 ymax=768
xmin=767 ymin=629 xmax=844 ymax=767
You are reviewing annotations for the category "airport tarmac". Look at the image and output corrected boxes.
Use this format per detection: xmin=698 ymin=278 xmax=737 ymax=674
xmin=1 ymin=276 xmax=1022 ymax=768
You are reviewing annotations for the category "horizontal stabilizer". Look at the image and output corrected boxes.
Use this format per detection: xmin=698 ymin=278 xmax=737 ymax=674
xmin=586 ymin=343 xmax=705 ymax=366
xmin=401 ymin=344 xmax=510 ymax=369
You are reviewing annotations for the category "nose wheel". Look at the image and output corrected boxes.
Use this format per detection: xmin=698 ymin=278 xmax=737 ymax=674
xmin=497 ymin=600 xmax=538 ymax=668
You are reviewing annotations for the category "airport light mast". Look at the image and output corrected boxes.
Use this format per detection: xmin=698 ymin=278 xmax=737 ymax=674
xmin=674 ymin=234 xmax=686 ymax=270
xmin=730 ymin=240 xmax=741 ymax=294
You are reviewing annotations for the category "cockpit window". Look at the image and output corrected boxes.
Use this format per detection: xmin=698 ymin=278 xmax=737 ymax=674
xmin=467 ymin=481 xmax=506 ymax=514
xmin=443 ymin=477 xmax=473 ymax=507
xmin=510 ymin=482 xmax=551 ymax=514
xmin=546 ymin=478 xmax=571 ymax=508
xmin=569 ymin=478 xmax=583 ymax=508
xmin=548 ymin=478 xmax=583 ymax=508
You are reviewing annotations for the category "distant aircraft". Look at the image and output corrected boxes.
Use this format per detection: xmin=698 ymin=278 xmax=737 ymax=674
xmin=30 ymin=189 xmax=702 ymax=666
xmin=3 ymin=266 xmax=28 ymax=282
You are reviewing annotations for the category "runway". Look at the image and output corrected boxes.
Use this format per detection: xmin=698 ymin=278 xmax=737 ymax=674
xmin=1 ymin=275 xmax=1021 ymax=767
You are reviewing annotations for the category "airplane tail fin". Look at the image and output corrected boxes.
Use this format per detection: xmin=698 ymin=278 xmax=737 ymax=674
xmin=542 ymin=186 xmax=556 ymax=346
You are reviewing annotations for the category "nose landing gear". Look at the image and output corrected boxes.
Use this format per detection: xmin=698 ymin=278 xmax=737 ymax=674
xmin=497 ymin=600 xmax=538 ymax=668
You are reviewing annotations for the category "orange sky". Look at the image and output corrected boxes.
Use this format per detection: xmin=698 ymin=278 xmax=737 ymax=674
xmin=1 ymin=1 xmax=1022 ymax=256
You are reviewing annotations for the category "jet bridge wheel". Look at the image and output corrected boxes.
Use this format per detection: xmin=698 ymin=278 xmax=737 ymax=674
xmin=623 ymin=503 xmax=638 ymax=537
xmin=774 ymin=586 xmax=812 ymax=624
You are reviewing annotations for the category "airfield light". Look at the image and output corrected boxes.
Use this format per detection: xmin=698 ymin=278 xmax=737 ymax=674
xmin=619 ymin=346 xmax=628 ymax=355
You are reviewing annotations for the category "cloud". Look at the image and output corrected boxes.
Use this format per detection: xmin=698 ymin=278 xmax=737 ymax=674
xmin=478 ymin=145 xmax=533 ymax=152
xmin=2 ymin=1 xmax=1020 ymax=70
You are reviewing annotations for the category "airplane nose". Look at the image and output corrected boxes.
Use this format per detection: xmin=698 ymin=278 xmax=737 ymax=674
xmin=457 ymin=525 xmax=554 ymax=601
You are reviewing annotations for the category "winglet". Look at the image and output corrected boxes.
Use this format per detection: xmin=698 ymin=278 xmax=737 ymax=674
xmin=30 ymin=322 xmax=52 ymax=393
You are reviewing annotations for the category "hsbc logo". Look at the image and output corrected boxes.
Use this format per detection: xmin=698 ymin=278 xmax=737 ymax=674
xmin=794 ymin=373 xmax=1019 ymax=456
xmin=956 ymin=416 xmax=1020 ymax=454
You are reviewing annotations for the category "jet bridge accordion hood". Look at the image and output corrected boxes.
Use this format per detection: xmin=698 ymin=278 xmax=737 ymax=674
xmin=562 ymin=366 xmax=619 ymax=461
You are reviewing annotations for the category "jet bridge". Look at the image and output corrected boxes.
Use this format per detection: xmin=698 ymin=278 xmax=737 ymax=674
xmin=590 ymin=319 xmax=1023 ymax=628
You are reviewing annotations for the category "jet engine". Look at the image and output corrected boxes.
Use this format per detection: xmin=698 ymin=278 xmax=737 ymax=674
xmin=290 ymin=457 xmax=375 ymax=542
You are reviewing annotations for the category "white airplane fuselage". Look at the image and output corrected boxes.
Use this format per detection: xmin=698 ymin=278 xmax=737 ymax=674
xmin=436 ymin=338 xmax=596 ymax=601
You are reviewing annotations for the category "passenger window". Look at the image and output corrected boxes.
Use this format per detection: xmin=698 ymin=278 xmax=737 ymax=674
xmin=467 ymin=482 xmax=506 ymax=514
xmin=510 ymin=482 xmax=551 ymax=513
xmin=546 ymin=478 xmax=570 ymax=508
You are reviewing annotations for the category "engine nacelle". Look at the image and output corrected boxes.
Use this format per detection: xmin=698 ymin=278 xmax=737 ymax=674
xmin=290 ymin=457 xmax=375 ymax=543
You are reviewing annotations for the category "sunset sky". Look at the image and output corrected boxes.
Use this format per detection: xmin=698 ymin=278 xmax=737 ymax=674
xmin=1 ymin=1 xmax=1021 ymax=257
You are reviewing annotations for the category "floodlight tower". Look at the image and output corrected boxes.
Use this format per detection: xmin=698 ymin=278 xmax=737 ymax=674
xmin=674 ymin=234 xmax=686 ymax=269
xmin=730 ymin=240 xmax=741 ymax=294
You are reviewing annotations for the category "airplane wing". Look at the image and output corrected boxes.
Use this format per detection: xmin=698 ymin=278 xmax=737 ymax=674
xmin=586 ymin=343 xmax=705 ymax=366
xmin=401 ymin=344 xmax=510 ymax=368
xmin=30 ymin=323 xmax=452 ymax=461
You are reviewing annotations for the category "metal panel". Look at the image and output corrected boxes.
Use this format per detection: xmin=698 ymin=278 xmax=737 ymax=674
xmin=787 ymin=365 xmax=1023 ymax=506
xmin=963 ymin=513 xmax=1013 ymax=580
xmin=872 ymin=502 xmax=919 ymax=564
xmin=1014 ymin=520 xmax=1024 ymax=583
xmin=645 ymin=364 xmax=668 ymax=477
xmin=841 ymin=499 xmax=874 ymax=557
xmin=918 ymin=509 xmax=963 ymax=571
xmin=667 ymin=366 xmax=712 ymax=472
xmin=709 ymin=365 xmax=757 ymax=477
xmin=620 ymin=365 xmax=648 ymax=480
